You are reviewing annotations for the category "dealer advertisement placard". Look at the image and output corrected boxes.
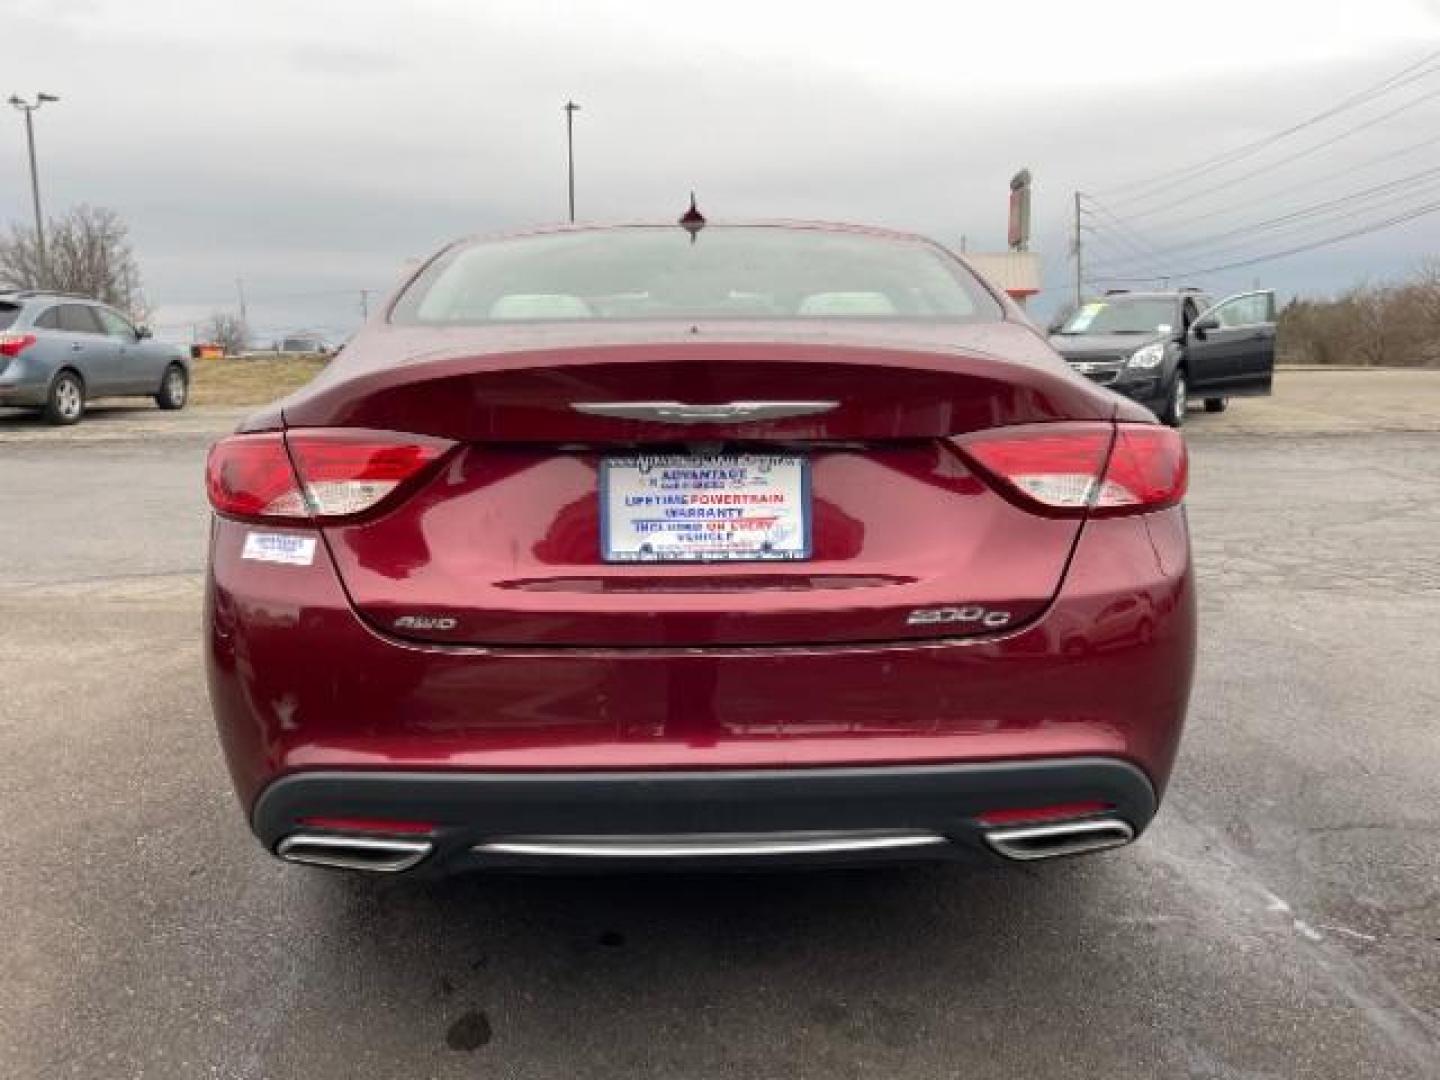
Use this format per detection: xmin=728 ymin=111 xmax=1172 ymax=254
xmin=600 ymin=454 xmax=811 ymax=562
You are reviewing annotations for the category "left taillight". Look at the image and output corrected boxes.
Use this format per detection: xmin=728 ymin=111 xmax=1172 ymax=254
xmin=206 ymin=433 xmax=302 ymax=521
xmin=205 ymin=429 xmax=454 ymax=523
xmin=0 ymin=332 xmax=37 ymax=358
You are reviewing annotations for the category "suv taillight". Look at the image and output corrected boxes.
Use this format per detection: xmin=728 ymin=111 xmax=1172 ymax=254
xmin=205 ymin=429 xmax=454 ymax=523
xmin=0 ymin=333 xmax=37 ymax=358
xmin=957 ymin=422 xmax=1187 ymax=516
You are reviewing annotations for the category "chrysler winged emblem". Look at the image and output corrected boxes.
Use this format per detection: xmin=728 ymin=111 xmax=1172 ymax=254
xmin=571 ymin=401 xmax=838 ymax=424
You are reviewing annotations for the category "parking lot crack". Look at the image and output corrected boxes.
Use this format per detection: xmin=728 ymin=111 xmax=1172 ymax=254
xmin=1156 ymin=803 xmax=1440 ymax=1071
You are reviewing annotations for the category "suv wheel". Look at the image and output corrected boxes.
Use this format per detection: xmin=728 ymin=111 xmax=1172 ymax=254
xmin=44 ymin=370 xmax=86 ymax=426
xmin=1160 ymin=370 xmax=1187 ymax=428
xmin=1204 ymin=397 xmax=1228 ymax=413
xmin=156 ymin=364 xmax=189 ymax=410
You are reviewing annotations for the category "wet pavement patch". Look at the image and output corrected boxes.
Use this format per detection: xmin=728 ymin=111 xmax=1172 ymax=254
xmin=445 ymin=1010 xmax=493 ymax=1052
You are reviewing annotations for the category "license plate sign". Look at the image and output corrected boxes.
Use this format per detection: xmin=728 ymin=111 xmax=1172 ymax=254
xmin=601 ymin=454 xmax=811 ymax=562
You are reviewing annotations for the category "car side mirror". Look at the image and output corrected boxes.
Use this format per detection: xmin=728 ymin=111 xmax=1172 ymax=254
xmin=1191 ymin=315 xmax=1219 ymax=338
xmin=136 ymin=325 xmax=153 ymax=340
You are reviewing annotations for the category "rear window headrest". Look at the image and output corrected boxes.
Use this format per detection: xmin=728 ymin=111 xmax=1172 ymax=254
xmin=488 ymin=294 xmax=593 ymax=320
xmin=796 ymin=291 xmax=897 ymax=316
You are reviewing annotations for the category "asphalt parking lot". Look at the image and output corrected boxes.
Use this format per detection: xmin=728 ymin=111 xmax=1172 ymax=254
xmin=1 ymin=371 xmax=1437 ymax=1079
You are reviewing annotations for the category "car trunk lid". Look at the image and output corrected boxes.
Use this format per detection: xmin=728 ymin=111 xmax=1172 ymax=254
xmin=288 ymin=328 xmax=1114 ymax=647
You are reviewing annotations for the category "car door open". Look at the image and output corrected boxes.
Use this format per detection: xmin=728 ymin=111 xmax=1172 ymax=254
xmin=1188 ymin=290 xmax=1276 ymax=398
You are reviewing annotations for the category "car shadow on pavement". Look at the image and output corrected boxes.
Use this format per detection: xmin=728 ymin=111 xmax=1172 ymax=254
xmin=264 ymin=860 xmax=1116 ymax=1069
xmin=0 ymin=403 xmax=160 ymax=430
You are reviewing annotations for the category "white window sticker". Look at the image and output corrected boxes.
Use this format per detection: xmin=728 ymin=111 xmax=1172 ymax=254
xmin=242 ymin=531 xmax=317 ymax=566
xmin=1068 ymin=302 xmax=1104 ymax=332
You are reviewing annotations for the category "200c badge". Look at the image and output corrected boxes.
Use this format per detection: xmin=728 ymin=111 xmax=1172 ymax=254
xmin=905 ymin=605 xmax=1013 ymax=629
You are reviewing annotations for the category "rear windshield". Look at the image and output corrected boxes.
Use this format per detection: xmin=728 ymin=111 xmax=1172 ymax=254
xmin=1058 ymin=297 xmax=1176 ymax=336
xmin=391 ymin=227 xmax=1002 ymax=324
xmin=0 ymin=303 xmax=19 ymax=331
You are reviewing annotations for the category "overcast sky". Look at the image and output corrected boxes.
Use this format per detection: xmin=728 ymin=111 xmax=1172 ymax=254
xmin=6 ymin=0 xmax=1440 ymax=339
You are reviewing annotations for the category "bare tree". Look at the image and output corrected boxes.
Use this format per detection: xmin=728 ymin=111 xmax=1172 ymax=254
xmin=1410 ymin=259 xmax=1440 ymax=353
xmin=1277 ymin=264 xmax=1440 ymax=369
xmin=204 ymin=312 xmax=250 ymax=356
xmin=1347 ymin=284 xmax=1390 ymax=367
xmin=0 ymin=205 xmax=150 ymax=321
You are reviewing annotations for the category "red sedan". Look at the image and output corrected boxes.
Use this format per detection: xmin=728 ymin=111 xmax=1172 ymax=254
xmin=204 ymin=221 xmax=1194 ymax=874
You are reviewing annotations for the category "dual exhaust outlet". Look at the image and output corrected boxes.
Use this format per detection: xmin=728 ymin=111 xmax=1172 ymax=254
xmin=275 ymin=834 xmax=433 ymax=873
xmin=273 ymin=817 xmax=1135 ymax=873
xmin=981 ymin=817 xmax=1135 ymax=861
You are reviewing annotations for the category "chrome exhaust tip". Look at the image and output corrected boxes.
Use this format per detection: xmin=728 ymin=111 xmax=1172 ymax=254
xmin=984 ymin=818 xmax=1135 ymax=861
xmin=275 ymin=833 xmax=432 ymax=873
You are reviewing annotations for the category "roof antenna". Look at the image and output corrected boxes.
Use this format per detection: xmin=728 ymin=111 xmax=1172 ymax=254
xmin=679 ymin=192 xmax=706 ymax=242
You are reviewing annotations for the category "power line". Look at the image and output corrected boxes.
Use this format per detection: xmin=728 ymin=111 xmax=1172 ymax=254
xmin=150 ymin=285 xmax=385 ymax=318
xmin=251 ymin=287 xmax=379 ymax=302
xmin=1090 ymin=188 xmax=1440 ymax=280
xmin=1088 ymin=163 xmax=1440 ymax=272
xmin=1082 ymin=226 xmax=1159 ymax=267
xmin=1123 ymin=129 xmax=1440 ymax=236
xmin=1072 ymin=194 xmax=1185 ymax=302
xmin=1082 ymin=199 xmax=1176 ymax=276
xmin=1081 ymin=227 xmax=1172 ymax=282
xmin=1093 ymin=173 xmax=1440 ymax=273
xmin=1095 ymin=48 xmax=1440 ymax=198
xmin=1117 ymin=82 xmax=1440 ymax=219
xmin=1091 ymin=196 xmax=1440 ymax=281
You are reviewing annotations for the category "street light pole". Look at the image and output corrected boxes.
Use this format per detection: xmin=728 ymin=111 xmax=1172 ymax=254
xmin=564 ymin=101 xmax=580 ymax=223
xmin=7 ymin=93 xmax=60 ymax=286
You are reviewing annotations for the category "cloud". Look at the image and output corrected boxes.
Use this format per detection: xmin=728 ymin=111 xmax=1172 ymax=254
xmin=3 ymin=0 xmax=1439 ymax=330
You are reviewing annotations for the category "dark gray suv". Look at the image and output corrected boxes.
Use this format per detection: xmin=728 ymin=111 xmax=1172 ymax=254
xmin=0 ymin=290 xmax=191 ymax=425
xmin=1048 ymin=288 xmax=1276 ymax=427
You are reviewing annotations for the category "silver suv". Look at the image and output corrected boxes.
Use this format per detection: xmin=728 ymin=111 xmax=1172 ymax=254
xmin=0 ymin=290 xmax=191 ymax=425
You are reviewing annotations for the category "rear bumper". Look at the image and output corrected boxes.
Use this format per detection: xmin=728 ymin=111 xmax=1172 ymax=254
xmin=254 ymin=757 xmax=1156 ymax=873
xmin=207 ymin=505 xmax=1195 ymax=869
xmin=0 ymin=381 xmax=46 ymax=406
xmin=0 ymin=356 xmax=47 ymax=402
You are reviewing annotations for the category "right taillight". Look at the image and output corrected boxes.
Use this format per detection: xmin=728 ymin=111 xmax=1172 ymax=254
xmin=958 ymin=422 xmax=1186 ymax=516
xmin=205 ymin=429 xmax=453 ymax=523
xmin=1095 ymin=424 xmax=1188 ymax=513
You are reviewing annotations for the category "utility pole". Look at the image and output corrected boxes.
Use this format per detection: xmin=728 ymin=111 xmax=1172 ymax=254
xmin=7 ymin=93 xmax=60 ymax=286
xmin=236 ymin=277 xmax=248 ymax=325
xmin=1072 ymin=191 xmax=1084 ymax=307
xmin=564 ymin=100 xmax=580 ymax=223
xmin=359 ymin=289 xmax=371 ymax=319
